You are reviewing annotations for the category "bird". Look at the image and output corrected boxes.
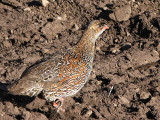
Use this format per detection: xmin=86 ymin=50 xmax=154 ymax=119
xmin=5 ymin=20 xmax=109 ymax=112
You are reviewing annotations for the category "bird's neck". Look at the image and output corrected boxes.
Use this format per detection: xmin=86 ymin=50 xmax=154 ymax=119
xmin=77 ymin=30 xmax=96 ymax=53
xmin=72 ymin=30 xmax=99 ymax=63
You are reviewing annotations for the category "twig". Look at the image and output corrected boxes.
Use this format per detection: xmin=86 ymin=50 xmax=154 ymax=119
xmin=108 ymin=85 xmax=114 ymax=97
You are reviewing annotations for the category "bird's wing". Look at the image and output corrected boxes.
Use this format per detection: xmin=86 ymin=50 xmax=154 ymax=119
xmin=8 ymin=54 xmax=64 ymax=96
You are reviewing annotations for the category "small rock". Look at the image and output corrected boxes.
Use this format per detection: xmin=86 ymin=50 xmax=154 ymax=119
xmin=43 ymin=48 xmax=50 ymax=54
xmin=96 ymin=46 xmax=101 ymax=51
xmin=3 ymin=40 xmax=12 ymax=48
xmin=22 ymin=111 xmax=31 ymax=120
xmin=140 ymin=91 xmax=150 ymax=100
xmin=56 ymin=14 xmax=67 ymax=21
xmin=128 ymin=83 xmax=140 ymax=92
xmin=113 ymin=38 xmax=121 ymax=44
xmin=112 ymin=48 xmax=120 ymax=53
xmin=135 ymin=88 xmax=140 ymax=92
xmin=24 ymin=54 xmax=41 ymax=63
xmin=103 ymin=6 xmax=109 ymax=10
xmin=90 ymin=73 xmax=96 ymax=79
xmin=42 ymin=0 xmax=49 ymax=7
xmin=109 ymin=5 xmax=131 ymax=22
xmin=72 ymin=23 xmax=79 ymax=31
xmin=0 ymin=111 xmax=5 ymax=117
xmin=0 ymin=66 xmax=6 ymax=75
xmin=110 ymin=45 xmax=121 ymax=53
xmin=118 ymin=95 xmax=130 ymax=105
xmin=120 ymin=43 xmax=132 ymax=50
xmin=125 ymin=54 xmax=132 ymax=61
xmin=41 ymin=106 xmax=49 ymax=112
xmin=113 ymin=103 xmax=118 ymax=107
xmin=31 ymin=112 xmax=48 ymax=120
xmin=0 ymin=114 xmax=14 ymax=120
xmin=126 ymin=31 xmax=131 ymax=36
xmin=26 ymin=97 xmax=46 ymax=110
xmin=131 ymin=49 xmax=159 ymax=67
xmin=24 ymin=7 xmax=31 ymax=11
xmin=41 ymin=21 xmax=66 ymax=39
xmin=89 ymin=106 xmax=103 ymax=119
xmin=100 ymin=46 xmax=108 ymax=52
xmin=96 ymin=81 xmax=102 ymax=85
xmin=151 ymin=50 xmax=159 ymax=57
xmin=84 ymin=110 xmax=93 ymax=118
xmin=134 ymin=4 xmax=139 ymax=9
xmin=156 ymin=86 xmax=160 ymax=91
xmin=5 ymin=102 xmax=20 ymax=115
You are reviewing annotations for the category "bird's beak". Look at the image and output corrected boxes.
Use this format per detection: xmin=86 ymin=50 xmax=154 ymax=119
xmin=103 ymin=25 xmax=109 ymax=29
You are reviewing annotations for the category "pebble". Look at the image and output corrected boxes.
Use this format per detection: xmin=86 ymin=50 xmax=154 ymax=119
xmin=84 ymin=110 xmax=93 ymax=118
xmin=5 ymin=102 xmax=20 ymax=115
xmin=156 ymin=86 xmax=160 ymax=92
xmin=43 ymin=48 xmax=50 ymax=54
xmin=41 ymin=22 xmax=66 ymax=39
xmin=125 ymin=54 xmax=132 ymax=61
xmin=126 ymin=31 xmax=131 ymax=36
xmin=24 ymin=54 xmax=41 ymax=63
xmin=101 ymin=45 xmax=121 ymax=53
xmin=41 ymin=106 xmax=49 ymax=112
xmin=118 ymin=95 xmax=130 ymax=105
xmin=113 ymin=38 xmax=121 ymax=44
xmin=109 ymin=5 xmax=131 ymax=22
xmin=72 ymin=23 xmax=79 ymax=31
xmin=0 ymin=66 xmax=6 ymax=75
xmin=90 ymin=73 xmax=96 ymax=79
xmin=113 ymin=103 xmax=117 ymax=107
xmin=26 ymin=97 xmax=46 ymax=110
xmin=22 ymin=111 xmax=31 ymax=120
xmin=42 ymin=0 xmax=49 ymax=7
xmin=31 ymin=112 xmax=48 ymax=120
xmin=96 ymin=81 xmax=102 ymax=85
xmin=89 ymin=106 xmax=103 ymax=119
xmin=120 ymin=43 xmax=132 ymax=50
xmin=151 ymin=50 xmax=159 ymax=57
xmin=56 ymin=14 xmax=67 ymax=21
xmin=140 ymin=91 xmax=150 ymax=100
xmin=96 ymin=46 xmax=101 ymax=51
xmin=112 ymin=49 xmax=120 ymax=53
xmin=24 ymin=7 xmax=31 ymax=11
xmin=3 ymin=40 xmax=12 ymax=48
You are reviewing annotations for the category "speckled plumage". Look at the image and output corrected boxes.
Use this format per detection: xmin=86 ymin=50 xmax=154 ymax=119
xmin=8 ymin=20 xmax=109 ymax=110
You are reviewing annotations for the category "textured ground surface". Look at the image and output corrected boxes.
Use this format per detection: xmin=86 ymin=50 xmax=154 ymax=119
xmin=0 ymin=0 xmax=160 ymax=120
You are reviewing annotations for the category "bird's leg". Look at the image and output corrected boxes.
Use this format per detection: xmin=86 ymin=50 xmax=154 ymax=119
xmin=52 ymin=97 xmax=65 ymax=112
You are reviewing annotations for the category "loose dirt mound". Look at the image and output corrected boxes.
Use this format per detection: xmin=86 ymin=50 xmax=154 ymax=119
xmin=0 ymin=0 xmax=160 ymax=120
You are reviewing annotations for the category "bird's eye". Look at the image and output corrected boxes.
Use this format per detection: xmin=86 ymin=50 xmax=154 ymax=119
xmin=99 ymin=23 xmax=105 ymax=27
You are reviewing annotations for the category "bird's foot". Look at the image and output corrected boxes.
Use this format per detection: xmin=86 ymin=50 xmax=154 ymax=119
xmin=52 ymin=97 xmax=65 ymax=112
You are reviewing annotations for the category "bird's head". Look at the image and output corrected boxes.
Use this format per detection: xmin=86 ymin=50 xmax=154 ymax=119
xmin=87 ymin=20 xmax=109 ymax=39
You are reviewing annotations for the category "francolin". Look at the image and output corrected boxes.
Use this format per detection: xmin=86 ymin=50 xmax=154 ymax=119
xmin=7 ymin=20 xmax=109 ymax=112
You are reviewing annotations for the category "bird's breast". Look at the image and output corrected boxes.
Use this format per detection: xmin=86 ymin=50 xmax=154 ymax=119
xmin=43 ymin=55 xmax=93 ymax=98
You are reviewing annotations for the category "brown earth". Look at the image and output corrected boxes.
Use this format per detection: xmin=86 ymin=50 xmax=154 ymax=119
xmin=0 ymin=0 xmax=160 ymax=120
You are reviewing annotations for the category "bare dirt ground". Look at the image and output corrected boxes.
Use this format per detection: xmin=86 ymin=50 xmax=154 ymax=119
xmin=0 ymin=0 xmax=160 ymax=120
